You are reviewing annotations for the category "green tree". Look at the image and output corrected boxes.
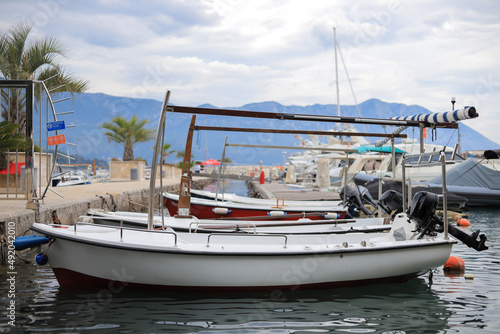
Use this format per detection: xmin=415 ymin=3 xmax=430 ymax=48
xmin=175 ymin=149 xmax=194 ymax=169
xmin=101 ymin=116 xmax=155 ymax=161
xmin=0 ymin=121 xmax=30 ymax=169
xmin=153 ymin=143 xmax=175 ymax=164
xmin=0 ymin=19 xmax=89 ymax=131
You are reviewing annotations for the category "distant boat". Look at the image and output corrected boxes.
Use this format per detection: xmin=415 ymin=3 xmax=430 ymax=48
xmin=354 ymin=149 xmax=500 ymax=207
xmin=425 ymin=151 xmax=500 ymax=206
xmin=51 ymin=173 xmax=90 ymax=187
xmin=162 ymin=191 xmax=348 ymax=220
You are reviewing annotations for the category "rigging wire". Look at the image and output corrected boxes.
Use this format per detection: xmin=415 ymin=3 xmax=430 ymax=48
xmin=336 ymin=39 xmax=367 ymax=133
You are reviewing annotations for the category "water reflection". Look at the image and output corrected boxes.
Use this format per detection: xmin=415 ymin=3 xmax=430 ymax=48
xmin=3 ymin=263 xmax=455 ymax=333
xmin=1 ymin=207 xmax=499 ymax=333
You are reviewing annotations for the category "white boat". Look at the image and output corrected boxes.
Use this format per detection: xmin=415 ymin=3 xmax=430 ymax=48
xmin=84 ymin=208 xmax=392 ymax=234
xmin=30 ymin=211 xmax=455 ymax=290
xmin=52 ymin=172 xmax=91 ymax=187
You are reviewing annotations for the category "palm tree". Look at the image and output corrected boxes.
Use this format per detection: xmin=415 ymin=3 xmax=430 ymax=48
xmin=175 ymin=149 xmax=195 ymax=169
xmin=0 ymin=19 xmax=89 ymax=131
xmin=101 ymin=116 xmax=155 ymax=161
xmin=154 ymin=143 xmax=175 ymax=164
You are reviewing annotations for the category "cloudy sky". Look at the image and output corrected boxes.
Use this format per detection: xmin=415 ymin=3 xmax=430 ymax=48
xmin=2 ymin=0 xmax=500 ymax=144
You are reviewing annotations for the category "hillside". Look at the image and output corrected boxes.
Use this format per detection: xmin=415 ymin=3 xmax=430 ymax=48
xmin=48 ymin=92 xmax=498 ymax=165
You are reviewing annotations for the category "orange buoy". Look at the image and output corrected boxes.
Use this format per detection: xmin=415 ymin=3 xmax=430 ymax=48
xmin=452 ymin=214 xmax=471 ymax=227
xmin=457 ymin=218 xmax=471 ymax=227
xmin=444 ymin=256 xmax=465 ymax=272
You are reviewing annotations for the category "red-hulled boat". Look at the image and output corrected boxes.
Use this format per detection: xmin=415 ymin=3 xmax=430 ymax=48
xmin=163 ymin=191 xmax=347 ymax=220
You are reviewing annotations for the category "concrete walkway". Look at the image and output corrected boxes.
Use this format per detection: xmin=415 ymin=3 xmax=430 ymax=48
xmin=1 ymin=178 xmax=337 ymax=241
xmin=0 ymin=178 xmax=183 ymax=237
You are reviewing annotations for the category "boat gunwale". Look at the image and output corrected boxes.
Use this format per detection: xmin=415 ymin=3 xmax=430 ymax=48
xmin=31 ymin=223 xmax=456 ymax=257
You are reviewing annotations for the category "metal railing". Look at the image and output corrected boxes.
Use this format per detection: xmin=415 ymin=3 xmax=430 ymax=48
xmin=73 ymin=222 xmax=179 ymax=246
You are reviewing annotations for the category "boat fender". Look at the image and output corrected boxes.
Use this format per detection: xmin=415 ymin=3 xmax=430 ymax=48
xmin=323 ymin=213 xmax=340 ymax=219
xmin=213 ymin=208 xmax=231 ymax=215
xmin=443 ymin=256 xmax=465 ymax=273
xmin=35 ymin=253 xmax=48 ymax=265
xmin=13 ymin=235 xmax=51 ymax=251
xmin=452 ymin=214 xmax=471 ymax=227
xmin=268 ymin=211 xmax=286 ymax=216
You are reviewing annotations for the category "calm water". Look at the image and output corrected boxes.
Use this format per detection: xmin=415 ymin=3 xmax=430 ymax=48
xmin=2 ymin=181 xmax=500 ymax=333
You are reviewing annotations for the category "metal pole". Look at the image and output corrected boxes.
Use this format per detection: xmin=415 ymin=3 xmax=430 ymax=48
xmin=441 ymin=152 xmax=448 ymax=239
xmin=25 ymin=81 xmax=34 ymax=203
xmin=159 ymin=115 xmax=166 ymax=230
xmin=391 ymin=137 xmax=396 ymax=180
xmin=38 ymin=86 xmax=42 ymax=198
xmin=6 ymin=88 xmax=11 ymax=198
xmin=402 ymin=155 xmax=407 ymax=212
xmin=148 ymin=91 xmax=170 ymax=230
xmin=45 ymin=84 xmax=50 ymax=199
xmin=452 ymin=97 xmax=460 ymax=154
xmin=419 ymin=124 xmax=425 ymax=154
xmin=216 ymin=136 xmax=228 ymax=202
xmin=342 ymin=152 xmax=348 ymax=204
xmin=378 ymin=177 xmax=382 ymax=217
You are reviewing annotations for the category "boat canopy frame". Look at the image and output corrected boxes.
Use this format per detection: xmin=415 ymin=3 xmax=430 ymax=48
xmin=148 ymin=91 xmax=475 ymax=229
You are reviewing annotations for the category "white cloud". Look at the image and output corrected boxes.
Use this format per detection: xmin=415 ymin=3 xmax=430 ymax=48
xmin=1 ymin=0 xmax=499 ymax=145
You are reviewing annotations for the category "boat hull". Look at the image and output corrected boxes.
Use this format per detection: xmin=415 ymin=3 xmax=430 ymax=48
xmin=32 ymin=223 xmax=453 ymax=291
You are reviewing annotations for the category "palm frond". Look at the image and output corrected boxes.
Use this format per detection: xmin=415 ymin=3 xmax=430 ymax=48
xmin=0 ymin=121 xmax=29 ymax=151
xmin=100 ymin=116 xmax=155 ymax=161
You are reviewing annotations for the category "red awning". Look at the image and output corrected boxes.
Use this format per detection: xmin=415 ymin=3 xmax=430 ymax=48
xmin=201 ymin=159 xmax=220 ymax=166
xmin=0 ymin=162 xmax=25 ymax=175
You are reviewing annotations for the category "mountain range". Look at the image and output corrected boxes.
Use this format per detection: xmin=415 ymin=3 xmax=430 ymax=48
xmin=47 ymin=92 xmax=498 ymax=166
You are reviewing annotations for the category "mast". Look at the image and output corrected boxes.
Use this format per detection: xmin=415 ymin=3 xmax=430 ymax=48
xmin=334 ymin=27 xmax=340 ymax=117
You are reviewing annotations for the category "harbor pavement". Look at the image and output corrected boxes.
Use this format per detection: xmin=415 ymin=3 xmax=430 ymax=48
xmin=1 ymin=177 xmax=338 ymax=240
xmin=0 ymin=178 xmax=183 ymax=238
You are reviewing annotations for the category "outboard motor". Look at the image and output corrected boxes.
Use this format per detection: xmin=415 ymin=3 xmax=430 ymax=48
xmin=340 ymin=185 xmax=377 ymax=216
xmin=378 ymin=190 xmax=403 ymax=218
xmin=407 ymin=191 xmax=488 ymax=251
